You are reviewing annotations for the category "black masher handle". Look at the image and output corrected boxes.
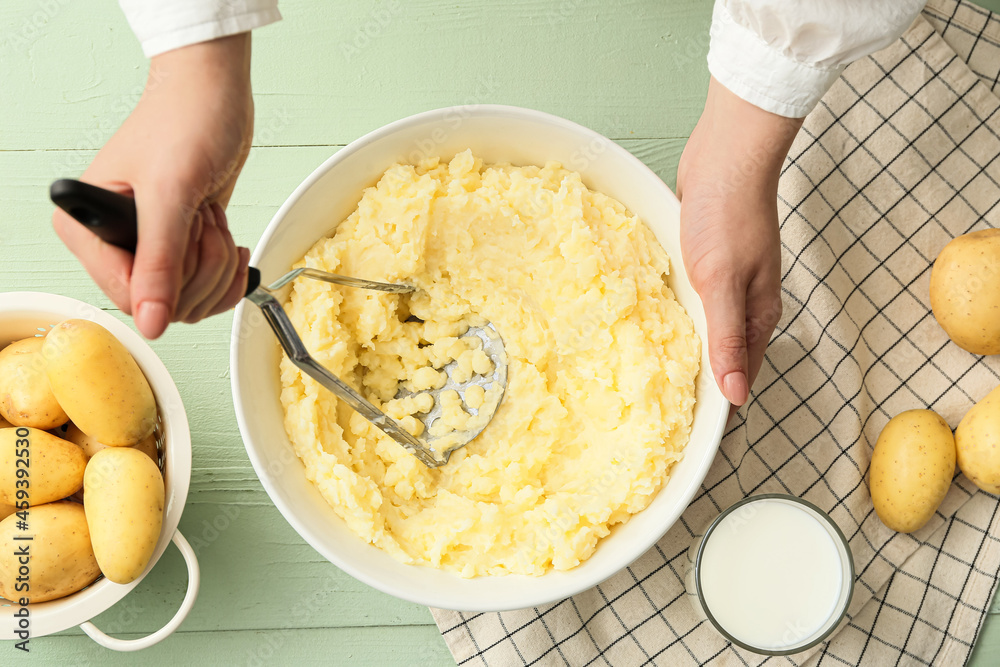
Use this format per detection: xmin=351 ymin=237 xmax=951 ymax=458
xmin=49 ymin=179 xmax=260 ymax=295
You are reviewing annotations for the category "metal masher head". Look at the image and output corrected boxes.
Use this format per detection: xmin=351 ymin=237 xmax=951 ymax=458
xmin=247 ymin=268 xmax=508 ymax=467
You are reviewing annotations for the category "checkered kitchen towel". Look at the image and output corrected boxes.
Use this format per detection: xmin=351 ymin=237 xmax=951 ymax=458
xmin=431 ymin=0 xmax=1000 ymax=665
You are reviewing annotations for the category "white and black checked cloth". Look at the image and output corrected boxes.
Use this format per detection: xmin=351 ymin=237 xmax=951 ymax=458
xmin=431 ymin=1 xmax=1000 ymax=664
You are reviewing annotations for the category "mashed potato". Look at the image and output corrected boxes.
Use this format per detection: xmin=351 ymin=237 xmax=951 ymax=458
xmin=279 ymin=150 xmax=700 ymax=577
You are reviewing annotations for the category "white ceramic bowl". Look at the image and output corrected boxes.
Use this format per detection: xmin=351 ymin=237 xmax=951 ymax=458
xmin=0 ymin=292 xmax=199 ymax=650
xmin=230 ymin=105 xmax=728 ymax=612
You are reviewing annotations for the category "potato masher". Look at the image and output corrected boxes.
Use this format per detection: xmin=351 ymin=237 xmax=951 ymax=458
xmin=50 ymin=179 xmax=508 ymax=467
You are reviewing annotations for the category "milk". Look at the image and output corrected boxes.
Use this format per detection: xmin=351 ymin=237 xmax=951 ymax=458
xmin=695 ymin=497 xmax=851 ymax=652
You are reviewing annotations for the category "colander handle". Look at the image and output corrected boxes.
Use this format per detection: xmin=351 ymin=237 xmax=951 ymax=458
xmin=79 ymin=530 xmax=201 ymax=651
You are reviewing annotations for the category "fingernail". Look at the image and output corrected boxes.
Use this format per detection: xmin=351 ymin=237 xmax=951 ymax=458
xmin=136 ymin=301 xmax=170 ymax=339
xmin=723 ymin=372 xmax=749 ymax=406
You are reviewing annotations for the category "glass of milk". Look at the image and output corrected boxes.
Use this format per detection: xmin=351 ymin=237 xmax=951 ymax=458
xmin=685 ymin=494 xmax=854 ymax=655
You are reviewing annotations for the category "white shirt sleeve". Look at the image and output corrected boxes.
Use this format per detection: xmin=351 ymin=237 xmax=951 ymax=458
xmin=707 ymin=0 xmax=927 ymax=118
xmin=119 ymin=0 xmax=281 ymax=58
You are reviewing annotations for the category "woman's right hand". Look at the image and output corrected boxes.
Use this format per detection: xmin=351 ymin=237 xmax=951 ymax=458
xmin=677 ymin=77 xmax=802 ymax=413
xmin=53 ymin=32 xmax=256 ymax=340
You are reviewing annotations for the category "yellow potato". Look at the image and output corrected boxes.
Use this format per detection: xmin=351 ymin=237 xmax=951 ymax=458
xmin=956 ymin=385 xmax=1000 ymax=494
xmin=869 ymin=409 xmax=956 ymax=533
xmin=63 ymin=422 xmax=160 ymax=466
xmin=0 ymin=501 xmax=101 ymax=603
xmin=0 ymin=337 xmax=69 ymax=430
xmin=0 ymin=414 xmax=11 ymax=429
xmin=929 ymin=229 xmax=1000 ymax=355
xmin=0 ymin=427 xmax=86 ymax=506
xmin=62 ymin=422 xmax=160 ymax=504
xmin=0 ymin=501 xmax=14 ymax=522
xmin=42 ymin=319 xmax=156 ymax=446
xmin=84 ymin=448 xmax=164 ymax=584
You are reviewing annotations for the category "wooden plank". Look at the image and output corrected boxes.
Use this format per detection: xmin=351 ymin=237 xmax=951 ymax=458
xmin=7 ymin=626 xmax=454 ymax=665
xmin=0 ymin=0 xmax=710 ymax=152
xmin=970 ymin=612 xmax=1000 ymax=667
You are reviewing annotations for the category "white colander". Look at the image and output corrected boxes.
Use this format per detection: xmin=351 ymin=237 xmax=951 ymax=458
xmin=0 ymin=292 xmax=198 ymax=651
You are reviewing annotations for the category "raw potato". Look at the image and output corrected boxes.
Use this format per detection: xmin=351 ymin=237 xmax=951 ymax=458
xmin=63 ymin=423 xmax=160 ymax=504
xmin=0 ymin=427 xmax=86 ymax=506
xmin=43 ymin=319 xmax=156 ymax=446
xmin=869 ymin=409 xmax=956 ymax=533
xmin=0 ymin=501 xmax=14 ymax=522
xmin=0 ymin=337 xmax=69 ymax=430
xmin=63 ymin=422 xmax=159 ymax=466
xmin=84 ymin=448 xmax=164 ymax=584
xmin=0 ymin=502 xmax=101 ymax=603
xmin=929 ymin=229 xmax=1000 ymax=355
xmin=956 ymin=385 xmax=1000 ymax=494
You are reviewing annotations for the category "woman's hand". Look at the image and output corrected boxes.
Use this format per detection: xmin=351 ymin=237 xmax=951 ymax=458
xmin=677 ymin=77 xmax=802 ymax=412
xmin=53 ymin=33 xmax=255 ymax=339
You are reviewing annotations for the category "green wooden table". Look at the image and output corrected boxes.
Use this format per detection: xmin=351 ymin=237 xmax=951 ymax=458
xmin=1 ymin=1 xmax=998 ymax=664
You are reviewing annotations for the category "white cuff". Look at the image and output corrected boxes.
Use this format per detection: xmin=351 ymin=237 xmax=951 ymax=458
xmin=134 ymin=8 xmax=281 ymax=58
xmin=706 ymin=1 xmax=844 ymax=118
